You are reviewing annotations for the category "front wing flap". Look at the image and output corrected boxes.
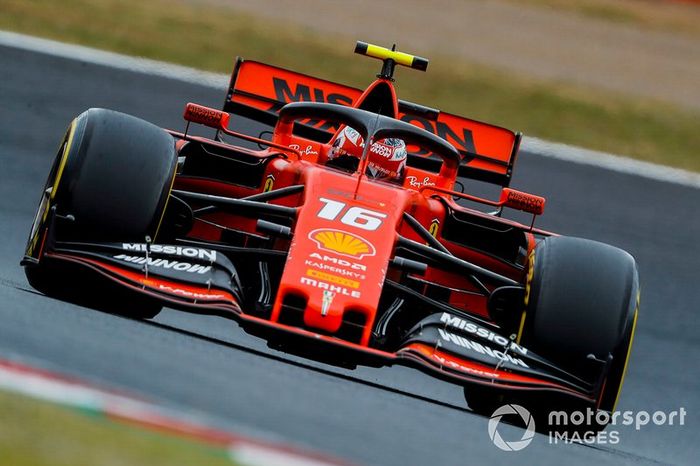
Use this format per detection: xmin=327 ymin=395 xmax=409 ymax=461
xmin=397 ymin=313 xmax=597 ymax=401
xmin=42 ymin=241 xmax=243 ymax=314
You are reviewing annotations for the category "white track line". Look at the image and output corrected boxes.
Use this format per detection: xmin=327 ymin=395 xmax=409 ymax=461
xmin=2 ymin=29 xmax=698 ymax=189
xmin=0 ymin=30 xmax=227 ymax=90
xmin=522 ymin=137 xmax=700 ymax=189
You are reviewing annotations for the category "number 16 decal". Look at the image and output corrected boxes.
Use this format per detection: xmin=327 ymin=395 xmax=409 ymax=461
xmin=317 ymin=198 xmax=387 ymax=231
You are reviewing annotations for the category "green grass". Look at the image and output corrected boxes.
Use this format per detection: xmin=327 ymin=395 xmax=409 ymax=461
xmin=1 ymin=0 xmax=699 ymax=171
xmin=506 ymin=0 xmax=700 ymax=35
xmin=0 ymin=389 xmax=236 ymax=466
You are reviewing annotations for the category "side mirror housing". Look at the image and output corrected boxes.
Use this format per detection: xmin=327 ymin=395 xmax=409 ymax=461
xmin=183 ymin=103 xmax=229 ymax=130
xmin=499 ymin=188 xmax=545 ymax=215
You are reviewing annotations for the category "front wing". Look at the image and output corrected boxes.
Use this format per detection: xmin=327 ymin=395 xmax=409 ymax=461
xmin=31 ymin=240 xmax=599 ymax=405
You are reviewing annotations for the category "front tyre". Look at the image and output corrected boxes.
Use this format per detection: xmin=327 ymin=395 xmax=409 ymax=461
xmin=521 ymin=236 xmax=639 ymax=414
xmin=465 ymin=236 xmax=639 ymax=429
xmin=24 ymin=108 xmax=177 ymax=319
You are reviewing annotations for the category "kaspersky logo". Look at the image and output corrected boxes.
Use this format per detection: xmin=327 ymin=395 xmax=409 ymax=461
xmin=309 ymin=229 xmax=376 ymax=259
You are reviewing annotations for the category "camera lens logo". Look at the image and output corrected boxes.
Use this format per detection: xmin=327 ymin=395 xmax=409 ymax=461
xmin=488 ymin=404 xmax=536 ymax=451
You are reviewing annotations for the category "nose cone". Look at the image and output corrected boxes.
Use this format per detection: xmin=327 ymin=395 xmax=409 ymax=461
xmin=303 ymin=285 xmax=361 ymax=333
xmin=271 ymin=168 xmax=406 ymax=345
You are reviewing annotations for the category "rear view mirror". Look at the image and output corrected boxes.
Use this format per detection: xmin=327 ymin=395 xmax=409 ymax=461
xmin=499 ymin=188 xmax=545 ymax=215
xmin=183 ymin=103 xmax=229 ymax=130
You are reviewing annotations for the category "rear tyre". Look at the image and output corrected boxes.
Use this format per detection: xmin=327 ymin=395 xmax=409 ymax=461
xmin=465 ymin=236 xmax=639 ymax=430
xmin=25 ymin=108 xmax=177 ymax=319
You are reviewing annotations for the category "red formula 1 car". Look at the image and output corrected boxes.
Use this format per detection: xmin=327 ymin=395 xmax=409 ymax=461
xmin=23 ymin=42 xmax=639 ymax=427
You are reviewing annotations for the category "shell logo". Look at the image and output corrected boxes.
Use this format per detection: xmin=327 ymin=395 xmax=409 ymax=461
xmin=308 ymin=229 xmax=376 ymax=259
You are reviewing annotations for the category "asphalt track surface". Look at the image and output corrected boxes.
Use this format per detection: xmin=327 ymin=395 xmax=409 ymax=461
xmin=1 ymin=45 xmax=698 ymax=466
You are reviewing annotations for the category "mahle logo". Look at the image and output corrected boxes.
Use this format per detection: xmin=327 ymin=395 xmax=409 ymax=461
xmin=488 ymin=404 xmax=536 ymax=451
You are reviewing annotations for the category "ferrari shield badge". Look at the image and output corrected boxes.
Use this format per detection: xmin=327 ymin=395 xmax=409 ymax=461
xmin=321 ymin=290 xmax=336 ymax=316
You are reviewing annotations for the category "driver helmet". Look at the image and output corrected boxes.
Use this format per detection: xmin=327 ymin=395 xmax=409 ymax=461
xmin=328 ymin=126 xmax=407 ymax=182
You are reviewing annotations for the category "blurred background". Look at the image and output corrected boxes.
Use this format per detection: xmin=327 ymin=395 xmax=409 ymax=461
xmin=2 ymin=0 xmax=699 ymax=170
